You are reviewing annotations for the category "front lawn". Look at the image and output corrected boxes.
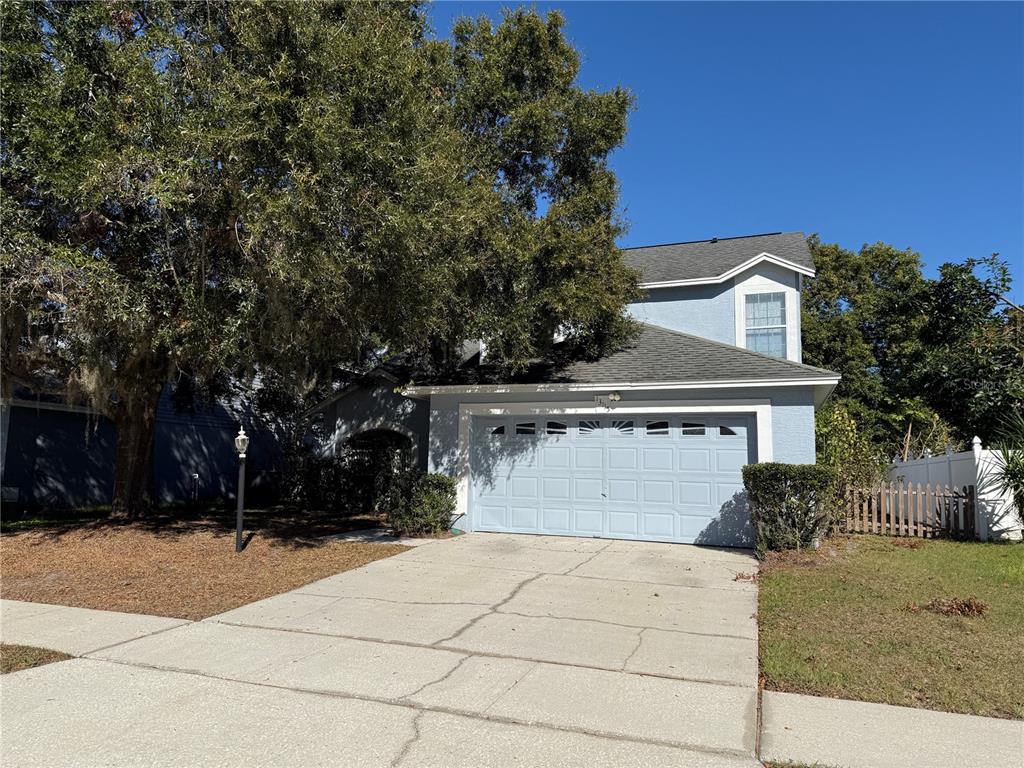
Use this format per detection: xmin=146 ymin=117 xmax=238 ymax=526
xmin=1 ymin=644 xmax=71 ymax=674
xmin=759 ymin=536 xmax=1024 ymax=719
xmin=1 ymin=521 xmax=407 ymax=620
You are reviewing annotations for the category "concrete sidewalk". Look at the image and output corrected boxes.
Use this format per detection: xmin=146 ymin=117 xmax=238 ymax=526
xmin=761 ymin=690 xmax=1024 ymax=768
xmin=0 ymin=599 xmax=189 ymax=655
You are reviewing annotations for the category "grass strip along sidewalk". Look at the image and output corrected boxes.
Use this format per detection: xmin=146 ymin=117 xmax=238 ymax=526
xmin=1 ymin=644 xmax=71 ymax=674
xmin=759 ymin=535 xmax=1023 ymax=719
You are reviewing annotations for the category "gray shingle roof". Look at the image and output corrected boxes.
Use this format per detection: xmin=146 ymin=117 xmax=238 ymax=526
xmin=544 ymin=324 xmax=837 ymax=384
xmin=624 ymin=232 xmax=814 ymax=284
xmin=413 ymin=324 xmax=838 ymax=388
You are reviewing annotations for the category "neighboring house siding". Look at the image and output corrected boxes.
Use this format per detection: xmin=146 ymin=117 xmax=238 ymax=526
xmin=627 ymin=282 xmax=736 ymax=345
xmin=323 ymin=385 xmax=430 ymax=470
xmin=1 ymin=391 xmax=280 ymax=510
xmin=2 ymin=407 xmax=116 ymax=508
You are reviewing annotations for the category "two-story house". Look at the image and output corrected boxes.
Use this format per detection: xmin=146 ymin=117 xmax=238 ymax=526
xmin=315 ymin=232 xmax=839 ymax=547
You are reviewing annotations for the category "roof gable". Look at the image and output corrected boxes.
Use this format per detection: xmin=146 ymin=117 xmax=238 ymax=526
xmin=624 ymin=232 xmax=814 ymax=286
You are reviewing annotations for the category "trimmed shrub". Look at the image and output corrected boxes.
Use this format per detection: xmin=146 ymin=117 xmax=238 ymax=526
xmin=284 ymin=444 xmax=410 ymax=514
xmin=386 ymin=472 xmax=456 ymax=537
xmin=741 ymin=463 xmax=840 ymax=556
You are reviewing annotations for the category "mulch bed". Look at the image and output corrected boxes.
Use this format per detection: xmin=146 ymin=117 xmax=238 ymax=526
xmin=1 ymin=522 xmax=407 ymax=620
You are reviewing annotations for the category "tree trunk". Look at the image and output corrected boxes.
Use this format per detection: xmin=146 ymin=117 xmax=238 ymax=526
xmin=110 ymin=377 xmax=164 ymax=518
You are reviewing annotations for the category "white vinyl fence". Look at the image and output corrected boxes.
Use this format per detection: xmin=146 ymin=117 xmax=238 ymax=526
xmin=889 ymin=437 xmax=1021 ymax=541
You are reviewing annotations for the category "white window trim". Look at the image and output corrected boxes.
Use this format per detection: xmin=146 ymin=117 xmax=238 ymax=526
xmin=453 ymin=399 xmax=773 ymax=529
xmin=735 ymin=282 xmax=801 ymax=363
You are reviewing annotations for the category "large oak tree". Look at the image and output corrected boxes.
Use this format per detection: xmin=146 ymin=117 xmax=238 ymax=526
xmin=1 ymin=1 xmax=637 ymax=514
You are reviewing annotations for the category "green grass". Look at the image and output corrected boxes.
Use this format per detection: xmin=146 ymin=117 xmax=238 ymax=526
xmin=759 ymin=536 xmax=1024 ymax=719
xmin=0 ymin=644 xmax=71 ymax=674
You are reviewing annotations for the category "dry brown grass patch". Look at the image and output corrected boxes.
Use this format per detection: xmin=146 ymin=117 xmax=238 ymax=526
xmin=923 ymin=597 xmax=988 ymax=617
xmin=1 ymin=524 xmax=407 ymax=620
xmin=905 ymin=597 xmax=988 ymax=617
xmin=1 ymin=644 xmax=71 ymax=674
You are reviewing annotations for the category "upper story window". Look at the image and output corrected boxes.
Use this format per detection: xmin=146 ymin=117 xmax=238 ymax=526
xmin=744 ymin=292 xmax=787 ymax=358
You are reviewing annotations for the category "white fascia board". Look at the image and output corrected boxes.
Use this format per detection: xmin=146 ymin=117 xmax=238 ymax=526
xmin=404 ymin=375 xmax=840 ymax=397
xmin=638 ymin=252 xmax=816 ymax=290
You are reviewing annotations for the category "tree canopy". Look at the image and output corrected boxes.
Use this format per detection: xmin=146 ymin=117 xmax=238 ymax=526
xmin=803 ymin=237 xmax=1022 ymax=456
xmin=1 ymin=1 xmax=637 ymax=513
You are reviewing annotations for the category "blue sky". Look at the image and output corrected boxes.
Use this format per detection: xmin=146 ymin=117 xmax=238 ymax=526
xmin=428 ymin=1 xmax=1024 ymax=300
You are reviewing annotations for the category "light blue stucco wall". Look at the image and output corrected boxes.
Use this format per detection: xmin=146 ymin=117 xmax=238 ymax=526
xmin=628 ymin=282 xmax=736 ymax=344
xmin=427 ymin=385 xmax=817 ymax=477
xmin=324 ymin=384 xmax=430 ymax=470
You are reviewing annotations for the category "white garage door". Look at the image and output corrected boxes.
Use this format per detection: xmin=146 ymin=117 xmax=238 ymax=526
xmin=469 ymin=414 xmax=755 ymax=547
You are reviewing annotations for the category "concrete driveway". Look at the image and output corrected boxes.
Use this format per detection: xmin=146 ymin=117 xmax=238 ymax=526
xmin=2 ymin=533 xmax=760 ymax=767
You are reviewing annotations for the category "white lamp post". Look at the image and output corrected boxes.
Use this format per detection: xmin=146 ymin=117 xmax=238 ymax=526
xmin=234 ymin=426 xmax=249 ymax=552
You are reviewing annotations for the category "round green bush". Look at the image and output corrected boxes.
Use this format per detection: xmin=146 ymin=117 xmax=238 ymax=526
xmin=386 ymin=472 xmax=456 ymax=537
xmin=741 ymin=462 xmax=840 ymax=557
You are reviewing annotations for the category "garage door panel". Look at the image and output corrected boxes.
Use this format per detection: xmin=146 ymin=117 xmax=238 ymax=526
xmin=542 ymin=446 xmax=571 ymax=469
xmin=511 ymin=506 xmax=539 ymax=529
xmin=479 ymin=505 xmax=508 ymax=528
xmin=716 ymin=449 xmax=748 ymax=473
xmin=542 ymin=507 xmax=571 ymax=532
xmin=573 ymin=447 xmax=603 ymax=470
xmin=510 ymin=476 xmax=539 ymax=500
xmin=680 ymin=514 xmax=712 ymax=538
xmin=511 ymin=449 xmax=539 ymax=468
xmin=607 ymin=478 xmax=638 ymax=502
xmin=679 ymin=481 xmax=712 ymax=506
xmin=574 ymin=508 xmax=604 ymax=533
xmin=470 ymin=414 xmax=753 ymax=547
xmin=716 ymin=483 xmax=747 ymax=509
xmin=574 ymin=477 xmax=604 ymax=501
xmin=679 ymin=449 xmax=711 ymax=471
xmin=642 ymin=479 xmax=674 ymax=504
xmin=607 ymin=447 xmax=638 ymax=470
xmin=641 ymin=447 xmax=674 ymax=471
xmin=541 ymin=477 xmax=570 ymax=500
xmin=608 ymin=509 xmax=638 ymax=536
xmin=477 ymin=476 xmax=507 ymax=499
xmin=641 ymin=511 xmax=675 ymax=538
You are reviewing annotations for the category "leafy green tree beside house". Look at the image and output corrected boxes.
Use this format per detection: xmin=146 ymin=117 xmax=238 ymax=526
xmin=803 ymin=236 xmax=1022 ymax=461
xmin=1 ymin=1 xmax=637 ymax=515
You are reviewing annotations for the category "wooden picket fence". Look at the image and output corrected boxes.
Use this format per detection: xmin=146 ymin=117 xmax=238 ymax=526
xmin=845 ymin=483 xmax=977 ymax=539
